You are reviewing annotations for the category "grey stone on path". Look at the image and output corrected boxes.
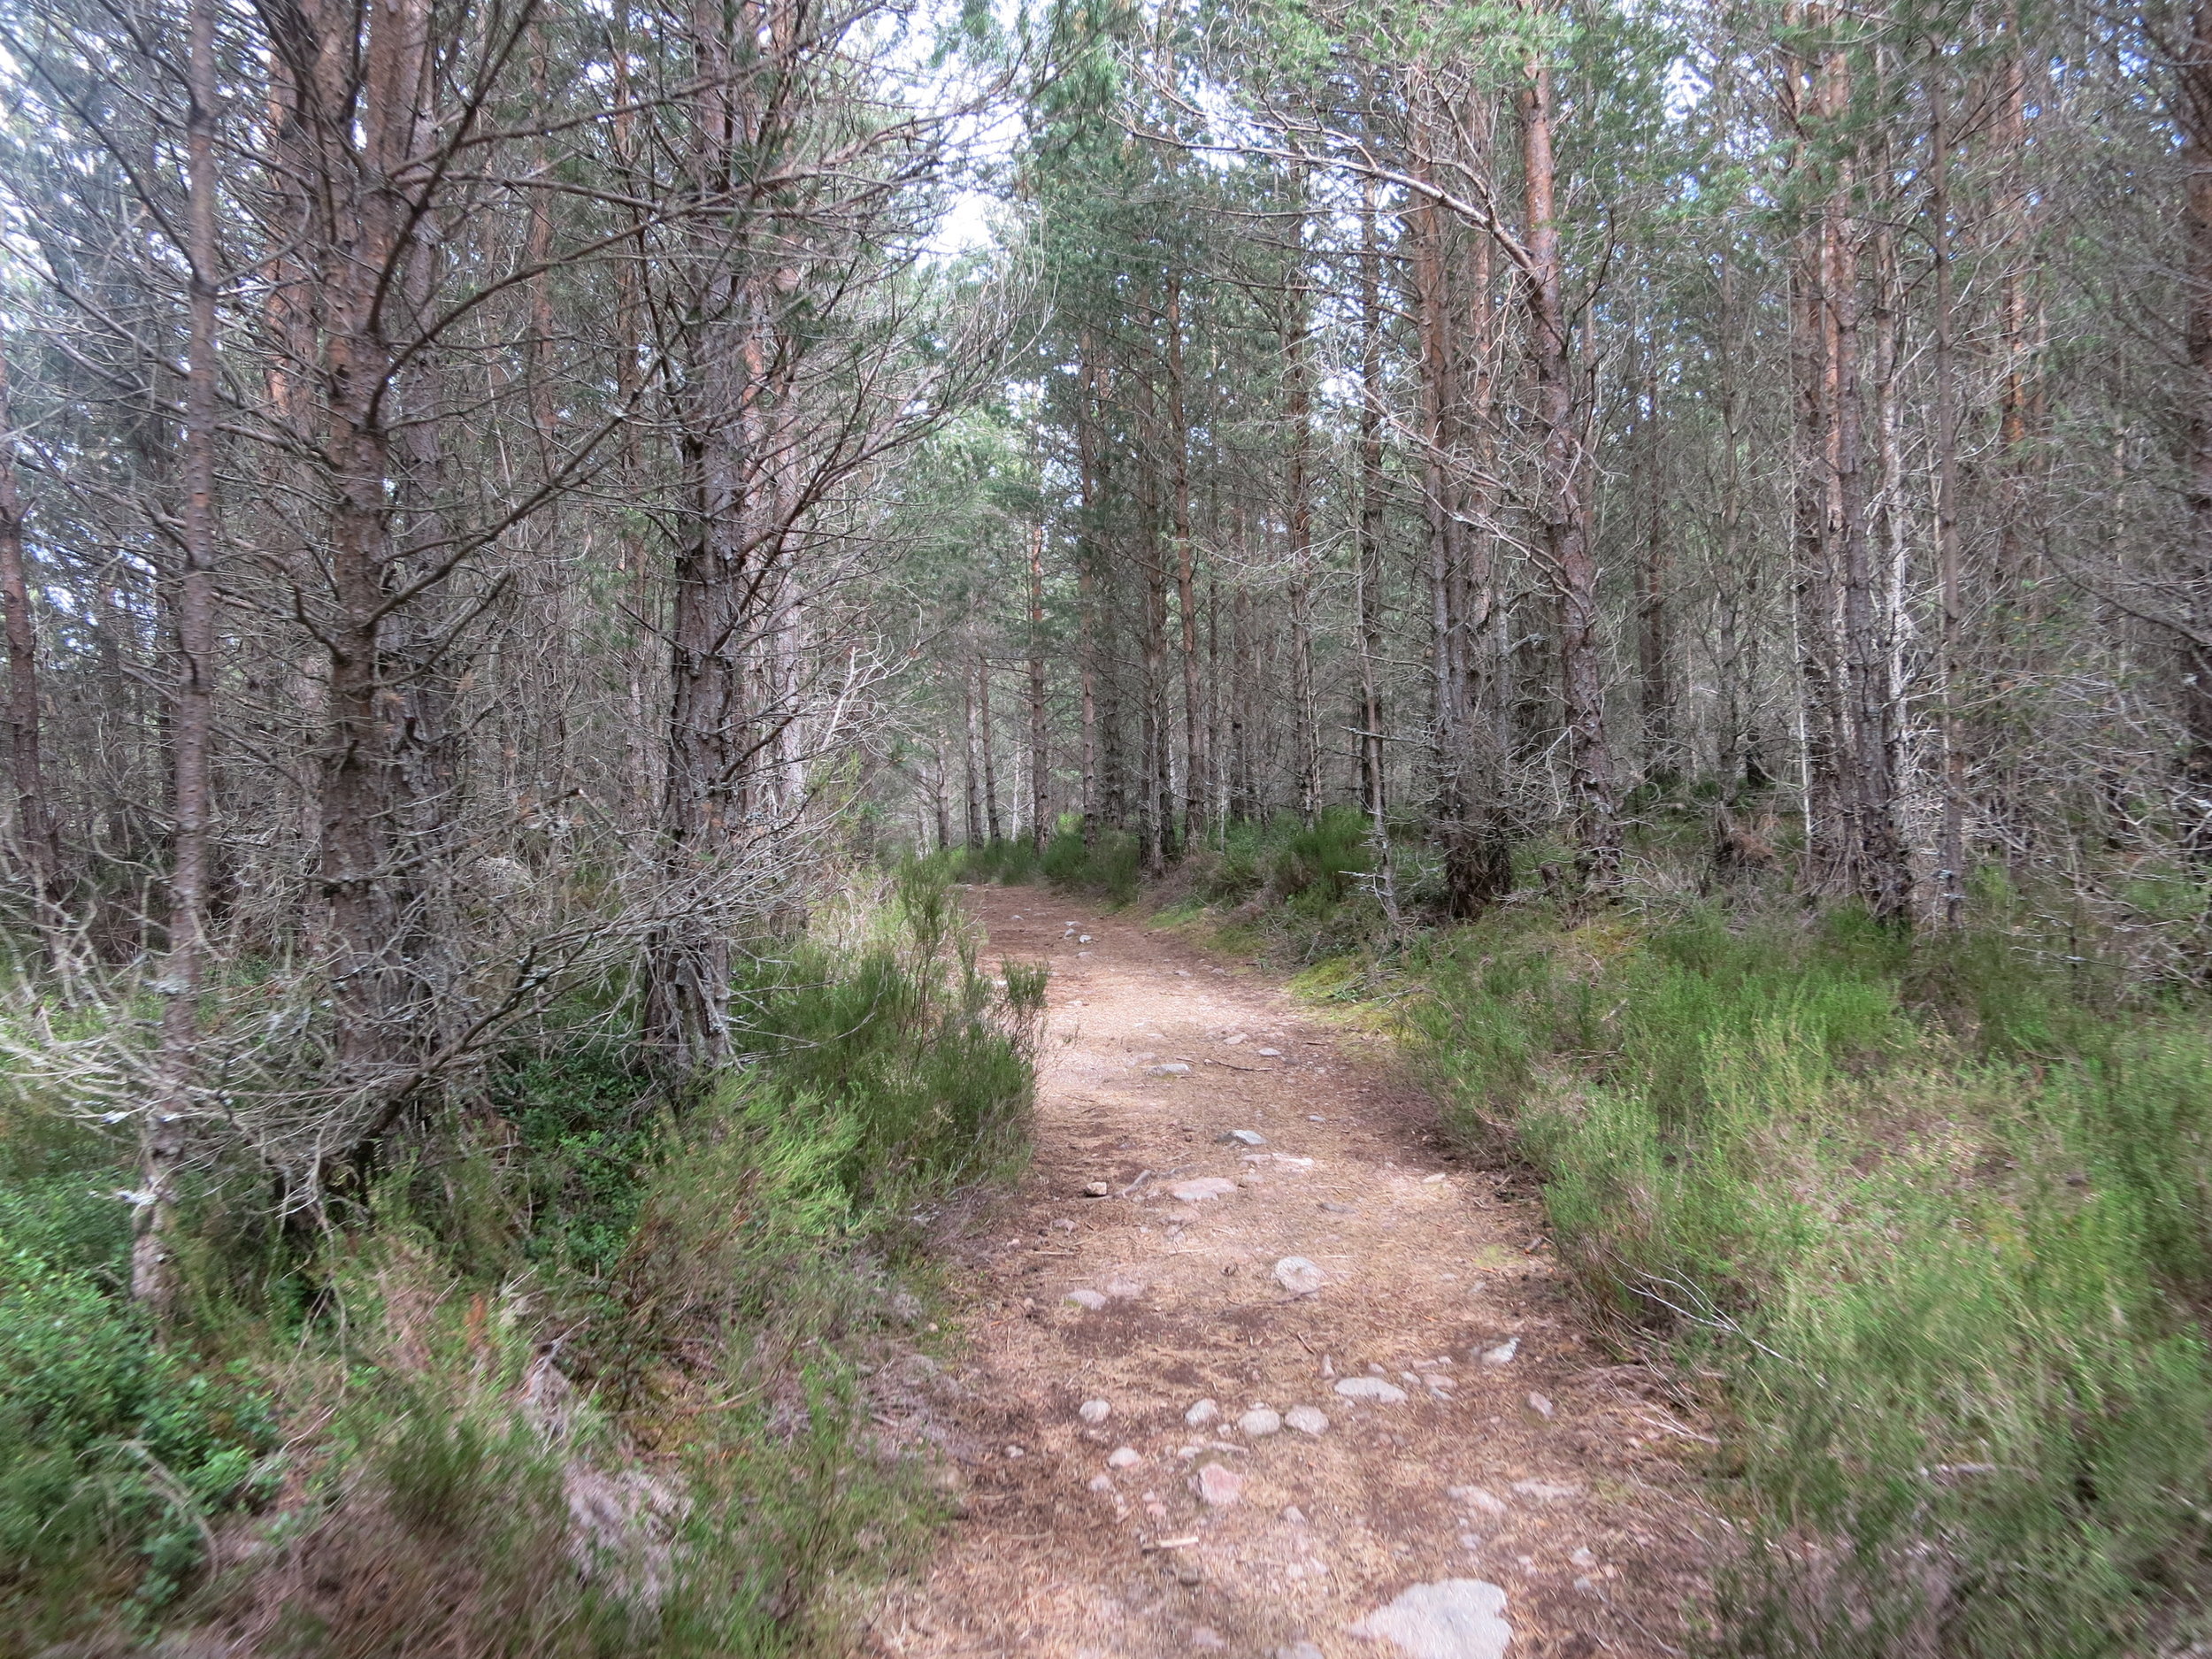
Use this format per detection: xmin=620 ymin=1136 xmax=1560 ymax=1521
xmin=1509 ymin=1479 xmax=1581 ymax=1501
xmin=1278 ymin=1644 xmax=1325 ymax=1659
xmin=1257 ymin=1048 xmax=1283 ymax=1057
xmin=1195 ymin=1463 xmax=1245 ymax=1507
xmin=1348 ymin=1579 xmax=1512 ymax=1659
xmin=1082 ymin=1181 xmax=1111 ymax=1197
xmin=1321 ymin=1201 xmax=1358 ymax=1214
xmin=1228 ymin=1129 xmax=1269 ymax=1146
xmin=1479 ymin=1339 xmax=1518 ymax=1366
xmin=1185 ymin=1398 xmax=1220 ymax=1427
xmin=1274 ymin=1256 xmax=1326 ymax=1294
xmin=1079 ymin=1398 xmax=1111 ymax=1425
xmin=1449 ymin=1485 xmax=1507 ymax=1517
xmin=1333 ymin=1376 xmax=1409 ymax=1403
xmin=1238 ymin=1408 xmax=1282 ymax=1437
xmin=1150 ymin=1062 xmax=1193 ymax=1076
xmin=1065 ymin=1288 xmax=1108 ymax=1310
xmin=1108 ymin=1447 xmax=1141 ymax=1469
xmin=1525 ymin=1391 xmax=1555 ymax=1419
xmin=1190 ymin=1628 xmax=1225 ymax=1650
xmin=1286 ymin=1405 xmax=1330 ymax=1435
xmin=1170 ymin=1178 xmax=1239 ymax=1202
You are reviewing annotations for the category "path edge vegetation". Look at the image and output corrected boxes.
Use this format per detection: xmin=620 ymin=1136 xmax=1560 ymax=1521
xmin=957 ymin=817 xmax=2212 ymax=1658
xmin=0 ymin=860 xmax=1045 ymax=1655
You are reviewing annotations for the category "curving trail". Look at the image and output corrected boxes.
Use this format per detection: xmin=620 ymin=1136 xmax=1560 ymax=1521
xmin=864 ymin=888 xmax=1711 ymax=1659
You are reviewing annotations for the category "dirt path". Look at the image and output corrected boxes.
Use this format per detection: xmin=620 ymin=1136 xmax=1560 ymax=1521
xmin=866 ymin=890 xmax=1711 ymax=1659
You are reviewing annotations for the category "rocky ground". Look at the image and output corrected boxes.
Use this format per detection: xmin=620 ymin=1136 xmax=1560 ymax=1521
xmin=863 ymin=888 xmax=1715 ymax=1659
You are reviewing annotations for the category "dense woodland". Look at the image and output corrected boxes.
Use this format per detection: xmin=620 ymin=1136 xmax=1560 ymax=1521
xmin=6 ymin=0 xmax=2212 ymax=1647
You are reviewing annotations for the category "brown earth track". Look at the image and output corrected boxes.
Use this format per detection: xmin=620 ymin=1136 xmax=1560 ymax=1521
xmin=864 ymin=888 xmax=1713 ymax=1659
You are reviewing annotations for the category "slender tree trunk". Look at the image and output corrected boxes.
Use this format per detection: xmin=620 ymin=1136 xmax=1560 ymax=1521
xmin=0 ymin=346 xmax=55 ymax=907
xmin=1133 ymin=365 xmax=1170 ymax=873
xmin=1027 ymin=521 xmax=1049 ymax=850
xmin=1282 ymin=185 xmax=1320 ymax=826
xmin=2178 ymin=0 xmax=2212 ymax=849
xmin=979 ymin=657 xmax=1002 ymax=842
xmin=1521 ymin=62 xmax=1617 ymax=889
xmin=1931 ymin=55 xmax=1968 ymax=919
xmin=1230 ymin=572 xmax=1253 ymax=819
xmin=1165 ymin=273 xmax=1206 ymax=849
xmin=1355 ymin=180 xmax=1397 ymax=922
xmin=1635 ymin=326 xmax=1674 ymax=785
xmin=135 ymin=0 xmax=219 ymax=1317
xmin=1826 ymin=124 xmax=1908 ymax=923
xmin=1076 ymin=349 xmax=1102 ymax=841
xmin=1786 ymin=29 xmax=1847 ymax=895
xmin=963 ymin=664 xmax=984 ymax=845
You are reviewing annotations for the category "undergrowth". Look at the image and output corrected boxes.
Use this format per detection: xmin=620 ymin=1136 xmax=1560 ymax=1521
xmin=0 ymin=860 xmax=1041 ymax=1656
xmin=1412 ymin=894 xmax=2212 ymax=1657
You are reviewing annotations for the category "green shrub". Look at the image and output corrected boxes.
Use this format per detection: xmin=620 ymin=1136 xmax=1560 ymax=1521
xmin=1271 ymin=805 xmax=1373 ymax=907
xmin=954 ymin=837 xmax=1042 ymax=885
xmin=499 ymin=1040 xmax=660 ymax=1276
xmin=1037 ymin=827 xmax=1140 ymax=902
xmin=1416 ymin=902 xmax=2212 ymax=1655
xmin=0 ymin=1248 xmax=277 ymax=1632
xmin=0 ymin=857 xmax=1037 ymax=1654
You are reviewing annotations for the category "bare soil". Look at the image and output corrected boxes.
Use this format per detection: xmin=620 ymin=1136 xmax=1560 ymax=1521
xmin=864 ymin=888 xmax=1714 ymax=1659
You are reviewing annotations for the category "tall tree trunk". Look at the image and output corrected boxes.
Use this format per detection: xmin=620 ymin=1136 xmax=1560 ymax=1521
xmin=1028 ymin=521 xmax=1050 ymax=850
xmin=1824 ymin=107 xmax=1908 ymax=923
xmin=1635 ymin=324 xmax=1675 ymax=785
xmin=1230 ymin=572 xmax=1254 ymax=819
xmin=647 ymin=0 xmax=773 ymax=1067
xmin=1166 ymin=272 xmax=1206 ymax=849
xmin=0 ymin=345 xmax=56 ymax=908
xmin=2178 ymin=0 xmax=2212 ymax=849
xmin=1931 ymin=53 xmax=1968 ymax=918
xmin=1409 ymin=110 xmax=1511 ymax=917
xmin=1077 ymin=347 xmax=1102 ymax=841
xmin=1786 ymin=27 xmax=1847 ymax=895
xmin=135 ymin=0 xmax=219 ymax=1317
xmin=963 ymin=663 xmax=984 ymax=845
xmin=979 ymin=657 xmax=1002 ymax=842
xmin=1282 ymin=185 xmax=1320 ymax=826
xmin=1356 ymin=178 xmax=1394 ymax=922
xmin=1134 ymin=363 xmax=1170 ymax=873
xmin=1521 ymin=61 xmax=1617 ymax=889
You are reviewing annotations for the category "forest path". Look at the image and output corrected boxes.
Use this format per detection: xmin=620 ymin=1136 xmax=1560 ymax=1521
xmin=865 ymin=888 xmax=1709 ymax=1659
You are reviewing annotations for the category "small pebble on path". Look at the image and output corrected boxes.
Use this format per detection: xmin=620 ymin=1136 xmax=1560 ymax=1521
xmin=1195 ymin=1463 xmax=1245 ymax=1507
xmin=1274 ymin=1256 xmax=1325 ymax=1294
xmin=1347 ymin=1578 xmax=1513 ymax=1659
xmin=1170 ymin=1178 xmax=1238 ymax=1202
xmin=1333 ymin=1376 xmax=1409 ymax=1403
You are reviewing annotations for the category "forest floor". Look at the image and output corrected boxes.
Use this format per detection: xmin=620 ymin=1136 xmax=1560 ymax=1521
xmin=863 ymin=888 xmax=1716 ymax=1659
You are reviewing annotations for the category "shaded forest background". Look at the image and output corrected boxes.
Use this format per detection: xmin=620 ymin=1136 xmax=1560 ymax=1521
xmin=7 ymin=0 xmax=2212 ymax=1648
